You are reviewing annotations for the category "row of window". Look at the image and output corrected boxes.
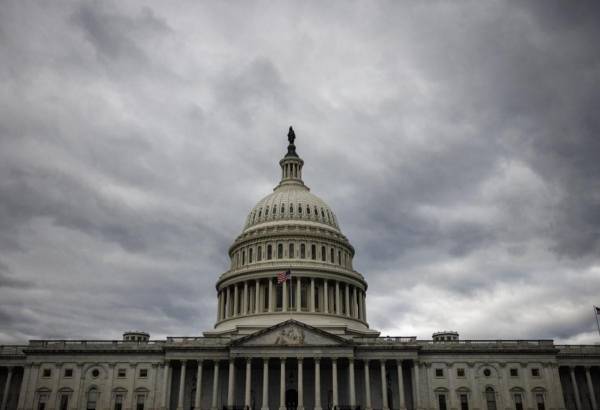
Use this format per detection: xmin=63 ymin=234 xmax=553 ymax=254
xmin=437 ymin=388 xmax=546 ymax=410
xmin=434 ymin=367 xmax=542 ymax=378
xmin=232 ymin=241 xmax=353 ymax=269
xmin=41 ymin=367 xmax=149 ymax=378
xmin=247 ymin=203 xmax=337 ymax=226
xmin=37 ymin=389 xmax=147 ymax=410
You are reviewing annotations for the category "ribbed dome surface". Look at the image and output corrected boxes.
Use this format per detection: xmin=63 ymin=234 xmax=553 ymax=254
xmin=243 ymin=184 xmax=340 ymax=232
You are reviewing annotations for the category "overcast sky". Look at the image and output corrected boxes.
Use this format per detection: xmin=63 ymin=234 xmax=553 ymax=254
xmin=1 ymin=1 xmax=600 ymax=344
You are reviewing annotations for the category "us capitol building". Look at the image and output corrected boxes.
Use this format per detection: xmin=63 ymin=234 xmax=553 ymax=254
xmin=1 ymin=129 xmax=599 ymax=410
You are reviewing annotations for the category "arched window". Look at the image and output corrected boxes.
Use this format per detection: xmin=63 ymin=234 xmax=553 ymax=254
xmin=265 ymin=207 xmax=269 ymax=216
xmin=87 ymin=389 xmax=98 ymax=410
xmin=289 ymin=243 xmax=295 ymax=258
xmin=113 ymin=391 xmax=125 ymax=410
xmin=300 ymin=244 xmax=306 ymax=259
xmin=257 ymin=246 xmax=262 ymax=262
xmin=321 ymin=246 xmax=326 ymax=261
xmin=298 ymin=204 xmax=302 ymax=214
xmin=267 ymin=245 xmax=272 ymax=260
xmin=485 ymin=388 xmax=497 ymax=410
xmin=36 ymin=390 xmax=50 ymax=410
xmin=281 ymin=204 xmax=285 ymax=214
xmin=535 ymin=393 xmax=545 ymax=410
xmin=290 ymin=204 xmax=294 ymax=214
xmin=278 ymin=244 xmax=283 ymax=259
xmin=273 ymin=205 xmax=277 ymax=215
xmin=311 ymin=244 xmax=316 ymax=260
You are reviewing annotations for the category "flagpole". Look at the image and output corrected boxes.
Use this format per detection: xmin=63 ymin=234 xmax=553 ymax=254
xmin=594 ymin=306 xmax=600 ymax=338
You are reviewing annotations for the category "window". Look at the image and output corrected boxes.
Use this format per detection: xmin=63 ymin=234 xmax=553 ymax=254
xmin=139 ymin=369 xmax=148 ymax=378
xmin=59 ymin=394 xmax=69 ymax=410
xmin=438 ymin=394 xmax=448 ymax=410
xmin=311 ymin=244 xmax=316 ymax=260
xmin=114 ymin=394 xmax=124 ymax=410
xmin=64 ymin=368 xmax=73 ymax=378
xmin=514 ymin=394 xmax=523 ymax=410
xmin=289 ymin=243 xmax=294 ymax=258
xmin=486 ymin=388 xmax=497 ymax=410
xmin=307 ymin=205 xmax=310 ymax=214
xmin=265 ymin=207 xmax=268 ymax=216
xmin=330 ymin=248 xmax=334 ymax=262
xmin=91 ymin=369 xmax=100 ymax=378
xmin=117 ymin=368 xmax=126 ymax=378
xmin=321 ymin=246 xmax=326 ymax=261
xmin=300 ymin=244 xmax=306 ymax=259
xmin=460 ymin=394 xmax=469 ymax=410
xmin=298 ymin=204 xmax=302 ymax=214
xmin=136 ymin=395 xmax=145 ymax=410
xmin=273 ymin=205 xmax=277 ymax=215
xmin=257 ymin=246 xmax=262 ymax=262
xmin=457 ymin=368 xmax=465 ymax=377
xmin=258 ymin=208 xmax=262 ymax=217
xmin=242 ymin=250 xmax=245 ymax=265
xmin=289 ymin=204 xmax=294 ymax=214
xmin=535 ymin=394 xmax=545 ymax=410
xmin=510 ymin=368 xmax=518 ymax=377
xmin=281 ymin=204 xmax=285 ymax=214
xmin=531 ymin=368 xmax=540 ymax=377
xmin=42 ymin=368 xmax=51 ymax=378
xmin=37 ymin=393 xmax=49 ymax=410
xmin=484 ymin=368 xmax=492 ymax=377
xmin=87 ymin=389 xmax=98 ymax=410
xmin=249 ymin=248 xmax=253 ymax=263
xmin=277 ymin=244 xmax=283 ymax=259
xmin=435 ymin=368 xmax=444 ymax=377
xmin=267 ymin=245 xmax=272 ymax=260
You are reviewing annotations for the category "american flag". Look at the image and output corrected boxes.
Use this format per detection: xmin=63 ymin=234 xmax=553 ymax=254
xmin=277 ymin=269 xmax=292 ymax=284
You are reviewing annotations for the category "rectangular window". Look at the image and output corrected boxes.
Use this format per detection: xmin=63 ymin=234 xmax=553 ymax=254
xmin=278 ymin=244 xmax=283 ymax=259
xmin=514 ymin=394 xmax=523 ymax=410
xmin=267 ymin=245 xmax=272 ymax=260
xmin=301 ymin=244 xmax=306 ymax=259
xmin=249 ymin=248 xmax=253 ymax=263
xmin=457 ymin=368 xmax=465 ymax=377
xmin=139 ymin=369 xmax=148 ymax=378
xmin=531 ymin=368 xmax=540 ymax=377
xmin=311 ymin=244 xmax=316 ymax=260
xmin=136 ymin=395 xmax=145 ymax=410
xmin=439 ymin=394 xmax=448 ymax=410
xmin=321 ymin=246 xmax=326 ymax=261
xmin=59 ymin=395 xmax=69 ymax=410
xmin=64 ymin=368 xmax=73 ymax=378
xmin=289 ymin=243 xmax=294 ymax=258
xmin=242 ymin=250 xmax=245 ymax=265
xmin=257 ymin=246 xmax=262 ymax=262
xmin=536 ymin=394 xmax=545 ymax=410
xmin=117 ymin=368 xmax=126 ymax=378
xmin=510 ymin=368 xmax=518 ymax=377
xmin=435 ymin=368 xmax=444 ymax=377
xmin=114 ymin=395 xmax=124 ymax=410
xmin=87 ymin=390 xmax=98 ymax=410
xmin=460 ymin=394 xmax=469 ymax=410
xmin=330 ymin=248 xmax=334 ymax=262
xmin=42 ymin=369 xmax=51 ymax=378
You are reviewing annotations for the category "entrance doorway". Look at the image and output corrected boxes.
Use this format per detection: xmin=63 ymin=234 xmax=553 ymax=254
xmin=285 ymin=389 xmax=298 ymax=410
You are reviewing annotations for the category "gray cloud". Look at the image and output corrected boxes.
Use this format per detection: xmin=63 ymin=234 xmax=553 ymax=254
xmin=1 ymin=0 xmax=599 ymax=344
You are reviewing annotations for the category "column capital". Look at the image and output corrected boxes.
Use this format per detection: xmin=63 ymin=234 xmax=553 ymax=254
xmin=584 ymin=365 xmax=592 ymax=371
xmin=396 ymin=359 xmax=403 ymax=366
xmin=331 ymin=358 xmax=337 ymax=363
xmin=245 ymin=358 xmax=252 ymax=365
xmin=280 ymin=357 xmax=286 ymax=362
xmin=229 ymin=358 xmax=235 ymax=364
xmin=297 ymin=357 xmax=304 ymax=363
xmin=314 ymin=357 xmax=321 ymax=363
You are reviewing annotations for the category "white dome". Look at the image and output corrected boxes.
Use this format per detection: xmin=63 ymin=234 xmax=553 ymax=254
xmin=243 ymin=184 xmax=340 ymax=232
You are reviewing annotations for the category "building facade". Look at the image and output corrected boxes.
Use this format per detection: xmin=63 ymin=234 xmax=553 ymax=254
xmin=1 ymin=128 xmax=599 ymax=410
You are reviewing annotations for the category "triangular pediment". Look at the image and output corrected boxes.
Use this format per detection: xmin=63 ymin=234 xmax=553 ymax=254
xmin=231 ymin=320 xmax=350 ymax=347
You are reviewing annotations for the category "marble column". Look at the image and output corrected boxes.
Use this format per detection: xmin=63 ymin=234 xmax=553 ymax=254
xmin=570 ymin=367 xmax=582 ymax=410
xmin=194 ymin=361 xmax=203 ymax=410
xmin=128 ymin=364 xmax=137 ymax=410
xmin=1 ymin=367 xmax=13 ymax=410
xmin=344 ymin=285 xmax=350 ymax=316
xmin=364 ymin=361 xmax=372 ymax=410
xmin=255 ymin=280 xmax=260 ymax=314
xmin=296 ymin=277 xmax=302 ymax=311
xmin=332 ymin=359 xmax=339 ymax=408
xmin=279 ymin=359 xmax=286 ymax=410
xmin=162 ymin=361 xmax=171 ymax=410
xmin=211 ymin=362 xmax=219 ymax=410
xmin=397 ymin=360 xmax=406 ymax=410
xmin=349 ymin=359 xmax=356 ymax=407
xmin=233 ymin=286 xmax=239 ymax=316
xmin=245 ymin=359 xmax=252 ymax=408
xmin=323 ymin=281 xmax=329 ymax=314
xmin=310 ymin=278 xmax=315 ymax=312
xmin=261 ymin=359 xmax=269 ymax=410
xmin=226 ymin=287 xmax=232 ymax=318
xmin=413 ymin=361 xmax=420 ymax=410
xmin=381 ymin=361 xmax=389 ymax=410
xmin=315 ymin=359 xmax=322 ymax=410
xmin=17 ymin=364 xmax=31 ymax=410
xmin=177 ymin=363 xmax=186 ymax=410
xmin=297 ymin=359 xmax=304 ymax=410
xmin=227 ymin=360 xmax=235 ymax=407
xmin=243 ymin=281 xmax=249 ymax=315
xmin=269 ymin=279 xmax=274 ymax=312
xmin=585 ymin=367 xmax=598 ymax=410
xmin=335 ymin=282 xmax=341 ymax=315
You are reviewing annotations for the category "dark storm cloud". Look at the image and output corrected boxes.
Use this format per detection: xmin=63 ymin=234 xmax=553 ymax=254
xmin=1 ymin=0 xmax=599 ymax=344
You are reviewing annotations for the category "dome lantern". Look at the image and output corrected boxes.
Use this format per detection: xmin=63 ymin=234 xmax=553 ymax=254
xmin=276 ymin=126 xmax=306 ymax=190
